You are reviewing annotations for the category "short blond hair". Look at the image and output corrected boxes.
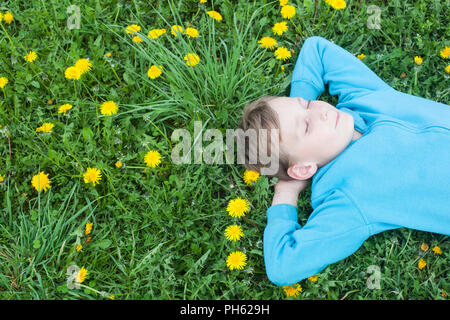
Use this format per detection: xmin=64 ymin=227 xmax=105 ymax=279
xmin=237 ymin=95 xmax=293 ymax=180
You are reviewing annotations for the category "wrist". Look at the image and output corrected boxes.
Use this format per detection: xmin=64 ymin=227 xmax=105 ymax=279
xmin=272 ymin=188 xmax=300 ymax=207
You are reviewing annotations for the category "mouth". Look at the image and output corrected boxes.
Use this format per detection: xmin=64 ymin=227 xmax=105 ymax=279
xmin=335 ymin=110 xmax=340 ymax=128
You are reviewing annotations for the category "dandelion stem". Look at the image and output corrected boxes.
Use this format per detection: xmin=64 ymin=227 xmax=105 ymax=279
xmin=414 ymin=69 xmax=418 ymax=88
xmin=275 ymin=59 xmax=282 ymax=78
xmin=2 ymin=88 xmax=5 ymax=100
xmin=292 ymin=19 xmax=302 ymax=36
xmin=147 ymin=117 xmax=172 ymax=149
xmin=325 ymin=10 xmax=336 ymax=33
xmin=78 ymin=284 xmax=110 ymax=298
xmin=0 ymin=23 xmax=16 ymax=50
xmin=81 ymin=81 xmax=94 ymax=100
xmin=109 ymin=64 xmax=123 ymax=85
xmin=121 ymin=166 xmax=147 ymax=169
xmin=254 ymin=48 xmax=267 ymax=67
xmin=63 ymin=138 xmax=85 ymax=173
xmin=73 ymin=80 xmax=77 ymax=100
xmin=192 ymin=6 xmax=200 ymax=20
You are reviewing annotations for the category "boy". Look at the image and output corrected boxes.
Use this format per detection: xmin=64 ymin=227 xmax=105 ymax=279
xmin=237 ymin=36 xmax=450 ymax=286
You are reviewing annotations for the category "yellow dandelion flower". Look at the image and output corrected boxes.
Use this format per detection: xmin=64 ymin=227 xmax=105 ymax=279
xmin=106 ymin=52 xmax=112 ymax=57
xmin=85 ymin=222 xmax=93 ymax=235
xmin=224 ymin=225 xmax=244 ymax=242
xmin=58 ymin=104 xmax=73 ymax=114
xmin=200 ymin=0 xmax=207 ymax=3
xmin=207 ymin=10 xmax=223 ymax=22
xmin=171 ymin=25 xmax=184 ymax=37
xmin=147 ymin=65 xmax=163 ymax=79
xmin=226 ymin=197 xmax=250 ymax=218
xmin=186 ymin=27 xmax=199 ymax=38
xmin=357 ymin=53 xmax=366 ymax=60
xmin=280 ymin=0 xmax=289 ymax=6
xmin=0 ymin=77 xmax=8 ymax=89
xmin=445 ymin=65 xmax=450 ymax=74
xmin=281 ymin=5 xmax=296 ymax=19
xmin=75 ymin=266 xmax=88 ymax=283
xmin=440 ymin=46 xmax=450 ymax=59
xmin=3 ymin=12 xmax=14 ymax=24
xmin=76 ymin=244 xmax=82 ymax=252
xmin=65 ymin=66 xmax=81 ymax=80
xmin=432 ymin=245 xmax=442 ymax=255
xmin=115 ymin=161 xmax=123 ymax=168
xmin=0 ymin=174 xmax=4 ymax=183
xmin=144 ymin=150 xmax=162 ymax=168
xmin=283 ymin=284 xmax=302 ymax=297
xmin=414 ymin=56 xmax=423 ymax=66
xmin=31 ymin=171 xmax=51 ymax=192
xmin=100 ymin=101 xmax=118 ymax=116
xmin=243 ymin=169 xmax=260 ymax=186
xmin=308 ymin=275 xmax=318 ymax=282
xmin=83 ymin=167 xmax=102 ymax=186
xmin=24 ymin=51 xmax=37 ymax=63
xmin=326 ymin=0 xmax=347 ymax=10
xmin=125 ymin=24 xmax=141 ymax=35
xmin=184 ymin=53 xmax=200 ymax=66
xmin=272 ymin=21 xmax=288 ymax=36
xmin=74 ymin=58 xmax=92 ymax=74
xmin=420 ymin=243 xmax=429 ymax=252
xmin=258 ymin=37 xmax=278 ymax=50
xmin=148 ymin=28 xmax=166 ymax=39
xmin=132 ymin=35 xmax=143 ymax=43
xmin=226 ymin=251 xmax=247 ymax=270
xmin=274 ymin=46 xmax=291 ymax=61
xmin=417 ymin=258 xmax=426 ymax=270
xmin=36 ymin=122 xmax=55 ymax=133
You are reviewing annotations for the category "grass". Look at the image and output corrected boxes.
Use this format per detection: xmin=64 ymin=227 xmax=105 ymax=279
xmin=0 ymin=0 xmax=448 ymax=299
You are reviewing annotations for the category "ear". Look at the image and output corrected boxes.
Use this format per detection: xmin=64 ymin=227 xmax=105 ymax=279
xmin=287 ymin=162 xmax=317 ymax=180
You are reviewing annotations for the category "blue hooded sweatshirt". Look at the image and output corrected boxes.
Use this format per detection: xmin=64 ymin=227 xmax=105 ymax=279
xmin=264 ymin=36 xmax=450 ymax=286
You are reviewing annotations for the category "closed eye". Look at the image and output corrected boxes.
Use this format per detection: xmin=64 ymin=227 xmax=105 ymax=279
xmin=305 ymin=100 xmax=310 ymax=133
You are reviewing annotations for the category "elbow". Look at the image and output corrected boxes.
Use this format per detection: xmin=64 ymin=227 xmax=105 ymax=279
xmin=265 ymin=260 xmax=281 ymax=286
xmin=264 ymin=255 xmax=301 ymax=287
xmin=265 ymin=265 xmax=287 ymax=287
xmin=304 ymin=36 xmax=324 ymax=45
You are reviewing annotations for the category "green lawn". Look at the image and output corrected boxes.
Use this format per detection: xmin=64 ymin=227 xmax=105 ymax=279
xmin=0 ymin=0 xmax=448 ymax=299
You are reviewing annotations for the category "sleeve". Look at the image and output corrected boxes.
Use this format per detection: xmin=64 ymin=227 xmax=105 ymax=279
xmin=290 ymin=36 xmax=391 ymax=103
xmin=263 ymin=189 xmax=371 ymax=286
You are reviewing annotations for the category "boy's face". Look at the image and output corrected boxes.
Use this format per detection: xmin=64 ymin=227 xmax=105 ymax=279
xmin=268 ymin=96 xmax=362 ymax=180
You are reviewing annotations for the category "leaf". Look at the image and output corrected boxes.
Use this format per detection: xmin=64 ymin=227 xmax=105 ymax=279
xmin=303 ymin=0 xmax=315 ymax=13
xmin=30 ymin=81 xmax=40 ymax=88
xmin=258 ymin=16 xmax=269 ymax=28
xmin=33 ymin=239 xmax=41 ymax=249
xmin=48 ymin=149 xmax=62 ymax=165
xmin=93 ymin=35 xmax=102 ymax=48
xmin=95 ymin=239 xmax=112 ymax=249
xmin=250 ymin=249 xmax=263 ymax=256
xmin=123 ymin=72 xmax=134 ymax=85
xmin=81 ymin=127 xmax=94 ymax=141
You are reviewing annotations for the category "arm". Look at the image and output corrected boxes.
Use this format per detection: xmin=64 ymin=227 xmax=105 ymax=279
xmin=290 ymin=36 xmax=391 ymax=103
xmin=263 ymin=189 xmax=370 ymax=286
xmin=272 ymin=178 xmax=310 ymax=207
